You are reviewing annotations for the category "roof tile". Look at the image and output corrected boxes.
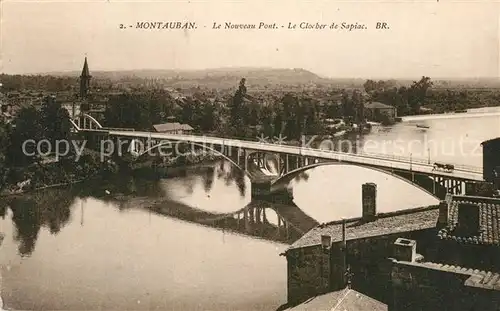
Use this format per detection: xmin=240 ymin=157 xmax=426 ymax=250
xmin=437 ymin=197 xmax=500 ymax=246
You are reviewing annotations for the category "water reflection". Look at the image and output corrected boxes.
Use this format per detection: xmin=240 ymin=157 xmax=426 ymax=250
xmin=202 ymin=166 xmax=215 ymax=193
xmin=0 ymin=154 xmax=445 ymax=258
xmin=215 ymin=160 xmax=247 ymax=196
xmin=192 ymin=200 xmax=313 ymax=244
xmin=0 ymin=167 xmax=315 ymax=258
xmin=2 ymin=189 xmax=76 ymax=256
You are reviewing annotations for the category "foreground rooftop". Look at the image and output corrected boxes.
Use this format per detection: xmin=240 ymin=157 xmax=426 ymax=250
xmin=284 ymin=205 xmax=440 ymax=253
xmin=282 ymin=288 xmax=387 ymax=311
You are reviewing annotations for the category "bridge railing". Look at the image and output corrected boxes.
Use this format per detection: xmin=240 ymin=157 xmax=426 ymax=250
xmin=102 ymin=127 xmax=136 ymax=132
xmin=247 ymin=139 xmax=483 ymax=174
xmin=344 ymin=150 xmax=483 ymax=173
xmin=102 ymin=131 xmax=483 ymax=174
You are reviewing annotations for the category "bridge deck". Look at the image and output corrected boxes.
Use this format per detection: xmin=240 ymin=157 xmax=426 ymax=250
xmin=89 ymin=130 xmax=483 ymax=182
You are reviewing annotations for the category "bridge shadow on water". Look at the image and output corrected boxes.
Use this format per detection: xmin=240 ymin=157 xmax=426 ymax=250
xmin=0 ymin=165 xmax=320 ymax=257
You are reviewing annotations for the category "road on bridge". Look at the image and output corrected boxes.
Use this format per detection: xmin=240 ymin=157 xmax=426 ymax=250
xmin=99 ymin=130 xmax=484 ymax=182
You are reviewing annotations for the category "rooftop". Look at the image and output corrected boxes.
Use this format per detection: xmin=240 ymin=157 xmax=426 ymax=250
xmin=282 ymin=288 xmax=387 ymax=311
xmin=153 ymin=122 xmax=194 ymax=132
xmin=284 ymin=205 xmax=439 ymax=253
xmin=396 ymin=260 xmax=500 ymax=290
xmin=437 ymin=195 xmax=500 ymax=246
xmin=364 ymin=102 xmax=395 ymax=109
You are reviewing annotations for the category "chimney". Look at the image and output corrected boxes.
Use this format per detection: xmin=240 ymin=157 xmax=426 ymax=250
xmin=457 ymin=202 xmax=480 ymax=235
xmin=362 ymin=183 xmax=377 ymax=221
xmin=393 ymin=238 xmax=417 ymax=262
xmin=321 ymin=235 xmax=332 ymax=251
xmin=438 ymin=200 xmax=449 ymax=227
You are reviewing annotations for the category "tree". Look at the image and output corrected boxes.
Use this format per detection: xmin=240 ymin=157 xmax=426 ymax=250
xmin=228 ymin=78 xmax=247 ymax=136
xmin=408 ymin=76 xmax=433 ymax=114
xmin=0 ymin=117 xmax=11 ymax=188
xmin=200 ymin=101 xmax=217 ymax=132
xmin=341 ymin=91 xmax=355 ymax=119
xmin=282 ymin=94 xmax=300 ymax=139
xmin=104 ymin=94 xmax=152 ymax=130
xmin=273 ymin=111 xmax=283 ymax=137
xmin=7 ymin=106 xmax=43 ymax=166
xmin=304 ymin=101 xmax=323 ymax=135
xmin=40 ymin=96 xmax=71 ymax=147
xmin=363 ymin=79 xmax=377 ymax=93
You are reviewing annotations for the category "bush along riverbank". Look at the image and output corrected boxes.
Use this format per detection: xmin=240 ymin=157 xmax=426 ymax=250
xmin=0 ymin=150 xmax=224 ymax=196
xmin=0 ymin=151 xmax=118 ymax=196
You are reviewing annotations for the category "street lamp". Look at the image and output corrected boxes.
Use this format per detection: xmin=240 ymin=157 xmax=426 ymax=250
xmin=410 ymin=153 xmax=413 ymax=171
xmin=427 ymin=147 xmax=431 ymax=164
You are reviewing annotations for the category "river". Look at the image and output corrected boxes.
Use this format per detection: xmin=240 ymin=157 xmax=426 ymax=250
xmin=1 ymin=107 xmax=499 ymax=310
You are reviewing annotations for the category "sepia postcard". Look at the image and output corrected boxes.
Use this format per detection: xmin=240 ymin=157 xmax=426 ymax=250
xmin=1 ymin=0 xmax=500 ymax=310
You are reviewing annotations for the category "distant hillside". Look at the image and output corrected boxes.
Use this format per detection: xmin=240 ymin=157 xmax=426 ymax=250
xmin=35 ymin=68 xmax=500 ymax=90
xmin=44 ymin=67 xmax=342 ymax=88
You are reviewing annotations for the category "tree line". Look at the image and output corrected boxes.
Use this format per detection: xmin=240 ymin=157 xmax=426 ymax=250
xmin=0 ymin=96 xmax=73 ymax=189
xmin=103 ymin=78 xmax=328 ymax=140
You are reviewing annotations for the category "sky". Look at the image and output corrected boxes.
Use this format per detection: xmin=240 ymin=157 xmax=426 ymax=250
xmin=1 ymin=0 xmax=499 ymax=79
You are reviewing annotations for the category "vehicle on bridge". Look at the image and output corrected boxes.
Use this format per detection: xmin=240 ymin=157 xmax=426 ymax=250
xmin=432 ymin=162 xmax=454 ymax=173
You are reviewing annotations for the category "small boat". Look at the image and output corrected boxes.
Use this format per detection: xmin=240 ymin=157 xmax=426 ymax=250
xmin=416 ymin=124 xmax=430 ymax=129
xmin=455 ymin=109 xmax=467 ymax=113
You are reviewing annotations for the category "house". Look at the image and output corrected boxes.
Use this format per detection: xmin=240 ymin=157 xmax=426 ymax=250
xmin=280 ymin=182 xmax=500 ymax=310
xmin=152 ymin=122 xmax=194 ymax=135
xmin=364 ymin=102 xmax=397 ymax=121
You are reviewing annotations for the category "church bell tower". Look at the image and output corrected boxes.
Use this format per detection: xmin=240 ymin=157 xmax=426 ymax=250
xmin=79 ymin=57 xmax=91 ymax=99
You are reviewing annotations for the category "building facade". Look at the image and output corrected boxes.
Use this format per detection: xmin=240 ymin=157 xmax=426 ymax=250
xmin=364 ymin=102 xmax=397 ymax=122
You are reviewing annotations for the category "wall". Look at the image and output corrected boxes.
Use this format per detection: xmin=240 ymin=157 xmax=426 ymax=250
xmin=342 ymin=229 xmax=436 ymax=303
xmin=482 ymin=139 xmax=500 ymax=182
xmin=434 ymin=240 xmax=500 ymax=272
xmin=286 ymin=244 xmax=332 ymax=305
xmin=390 ymin=260 xmax=500 ymax=311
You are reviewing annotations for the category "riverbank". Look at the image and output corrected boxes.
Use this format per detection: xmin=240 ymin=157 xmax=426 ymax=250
xmin=0 ymin=150 xmax=225 ymax=198
xmin=402 ymin=106 xmax=500 ymax=122
xmin=0 ymin=150 xmax=116 ymax=197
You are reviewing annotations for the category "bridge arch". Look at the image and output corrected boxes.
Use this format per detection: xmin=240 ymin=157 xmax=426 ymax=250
xmin=72 ymin=113 xmax=103 ymax=131
xmin=135 ymin=141 xmax=253 ymax=180
xmin=270 ymin=161 xmax=440 ymax=200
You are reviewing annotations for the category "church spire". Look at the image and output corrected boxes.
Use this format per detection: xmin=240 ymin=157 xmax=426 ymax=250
xmin=79 ymin=56 xmax=91 ymax=99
